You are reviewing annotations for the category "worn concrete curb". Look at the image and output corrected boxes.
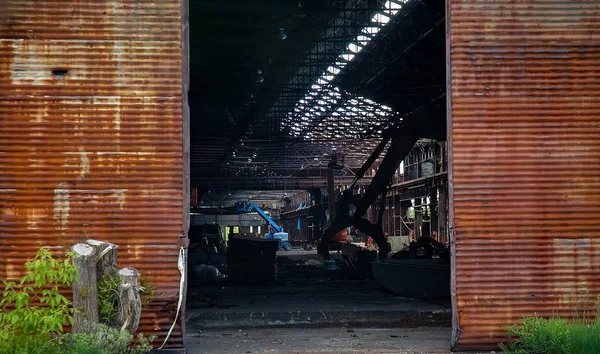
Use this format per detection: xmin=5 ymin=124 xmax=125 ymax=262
xmin=186 ymin=309 xmax=451 ymax=329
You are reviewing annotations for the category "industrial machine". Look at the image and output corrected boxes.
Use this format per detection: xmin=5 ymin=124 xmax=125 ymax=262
xmin=235 ymin=201 xmax=292 ymax=251
xmin=319 ymin=122 xmax=422 ymax=261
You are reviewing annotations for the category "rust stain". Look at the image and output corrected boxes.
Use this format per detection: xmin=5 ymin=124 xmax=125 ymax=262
xmin=449 ymin=0 xmax=600 ymax=350
xmin=0 ymin=0 xmax=185 ymax=347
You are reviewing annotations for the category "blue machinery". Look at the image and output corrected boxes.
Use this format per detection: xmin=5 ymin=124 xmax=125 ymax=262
xmin=235 ymin=201 xmax=292 ymax=251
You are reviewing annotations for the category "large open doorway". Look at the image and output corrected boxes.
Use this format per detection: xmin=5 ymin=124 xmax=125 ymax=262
xmin=185 ymin=0 xmax=449 ymax=352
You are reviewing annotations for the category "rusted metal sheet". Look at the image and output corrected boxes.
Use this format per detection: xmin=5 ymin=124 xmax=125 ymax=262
xmin=0 ymin=0 xmax=186 ymax=347
xmin=448 ymin=0 xmax=600 ymax=350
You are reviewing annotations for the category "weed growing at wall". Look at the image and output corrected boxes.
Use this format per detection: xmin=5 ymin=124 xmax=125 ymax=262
xmin=98 ymin=272 xmax=158 ymax=325
xmin=501 ymin=315 xmax=600 ymax=354
xmin=139 ymin=275 xmax=159 ymax=307
xmin=98 ymin=271 xmax=120 ymax=324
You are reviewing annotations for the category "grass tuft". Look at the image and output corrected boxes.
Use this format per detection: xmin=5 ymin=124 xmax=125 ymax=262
xmin=501 ymin=315 xmax=600 ymax=354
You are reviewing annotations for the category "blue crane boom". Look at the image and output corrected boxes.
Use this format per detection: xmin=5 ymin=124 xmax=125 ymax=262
xmin=235 ymin=201 xmax=284 ymax=233
xmin=235 ymin=201 xmax=292 ymax=251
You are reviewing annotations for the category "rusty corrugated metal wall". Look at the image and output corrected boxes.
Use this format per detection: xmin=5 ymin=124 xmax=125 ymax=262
xmin=448 ymin=0 xmax=600 ymax=350
xmin=0 ymin=0 xmax=188 ymax=347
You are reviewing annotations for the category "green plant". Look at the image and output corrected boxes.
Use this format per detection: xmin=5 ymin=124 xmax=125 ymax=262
xmin=0 ymin=247 xmax=155 ymax=354
xmin=0 ymin=248 xmax=78 ymax=340
xmin=98 ymin=272 xmax=158 ymax=324
xmin=501 ymin=315 xmax=600 ymax=354
xmin=98 ymin=271 xmax=120 ymax=324
xmin=501 ymin=316 xmax=570 ymax=354
xmin=139 ymin=276 xmax=158 ymax=308
xmin=0 ymin=324 xmax=154 ymax=354
xmin=0 ymin=333 xmax=66 ymax=354
xmin=67 ymin=323 xmax=154 ymax=354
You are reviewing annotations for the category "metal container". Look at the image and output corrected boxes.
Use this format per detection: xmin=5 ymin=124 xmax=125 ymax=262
xmin=372 ymin=259 xmax=450 ymax=300
xmin=0 ymin=0 xmax=188 ymax=347
xmin=448 ymin=0 xmax=600 ymax=350
xmin=227 ymin=237 xmax=279 ymax=284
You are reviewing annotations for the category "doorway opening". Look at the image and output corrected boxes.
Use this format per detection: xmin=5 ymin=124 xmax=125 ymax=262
xmin=185 ymin=0 xmax=449 ymax=352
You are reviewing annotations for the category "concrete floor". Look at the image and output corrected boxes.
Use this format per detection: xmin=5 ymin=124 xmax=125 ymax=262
xmin=186 ymin=327 xmax=451 ymax=354
xmin=186 ymin=281 xmax=450 ymax=330
xmin=184 ymin=252 xmax=453 ymax=354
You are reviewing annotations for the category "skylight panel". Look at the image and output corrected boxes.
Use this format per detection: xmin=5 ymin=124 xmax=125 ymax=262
xmin=372 ymin=13 xmax=391 ymax=25
xmin=387 ymin=0 xmax=404 ymax=10
xmin=327 ymin=66 xmax=341 ymax=75
xmin=362 ymin=26 xmax=381 ymax=36
xmin=282 ymin=1 xmax=408 ymax=136
xmin=348 ymin=42 xmax=363 ymax=54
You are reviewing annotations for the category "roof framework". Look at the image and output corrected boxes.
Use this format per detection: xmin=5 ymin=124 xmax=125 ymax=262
xmin=190 ymin=0 xmax=445 ymax=191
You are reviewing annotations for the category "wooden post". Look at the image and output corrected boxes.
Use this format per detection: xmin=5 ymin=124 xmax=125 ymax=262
xmin=116 ymin=267 xmax=142 ymax=333
xmin=71 ymin=243 xmax=99 ymax=333
xmin=86 ymin=239 xmax=118 ymax=279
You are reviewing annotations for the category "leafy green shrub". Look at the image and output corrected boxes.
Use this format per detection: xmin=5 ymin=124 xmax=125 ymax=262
xmin=0 ymin=333 xmax=64 ymax=354
xmin=0 ymin=324 xmax=154 ymax=354
xmin=67 ymin=323 xmax=154 ymax=354
xmin=501 ymin=315 xmax=600 ymax=354
xmin=0 ymin=248 xmax=78 ymax=339
xmin=0 ymin=247 xmax=154 ymax=354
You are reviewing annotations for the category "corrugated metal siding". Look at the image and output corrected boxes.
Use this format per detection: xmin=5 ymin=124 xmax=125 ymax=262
xmin=0 ymin=0 xmax=186 ymax=347
xmin=448 ymin=0 xmax=600 ymax=349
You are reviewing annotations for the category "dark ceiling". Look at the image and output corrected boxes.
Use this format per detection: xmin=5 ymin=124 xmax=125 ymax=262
xmin=189 ymin=0 xmax=446 ymax=191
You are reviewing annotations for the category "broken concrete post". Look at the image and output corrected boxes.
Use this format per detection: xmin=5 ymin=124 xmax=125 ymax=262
xmin=71 ymin=242 xmax=99 ymax=333
xmin=85 ymin=239 xmax=118 ymax=280
xmin=116 ymin=267 xmax=142 ymax=333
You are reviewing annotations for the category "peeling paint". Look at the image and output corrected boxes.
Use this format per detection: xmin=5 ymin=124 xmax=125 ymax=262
xmin=4 ymin=262 xmax=17 ymax=280
xmin=53 ymin=182 xmax=70 ymax=230
xmin=112 ymin=189 xmax=126 ymax=209
xmin=69 ymin=188 xmax=128 ymax=194
xmin=132 ymin=243 xmax=143 ymax=261
xmin=79 ymin=151 xmax=90 ymax=178
xmin=96 ymin=151 xmax=153 ymax=155
xmin=114 ymin=109 xmax=121 ymax=130
xmin=26 ymin=207 xmax=45 ymax=230
xmin=34 ymin=104 xmax=49 ymax=123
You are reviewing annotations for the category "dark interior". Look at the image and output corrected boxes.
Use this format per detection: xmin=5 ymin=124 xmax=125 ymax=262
xmin=186 ymin=1 xmax=450 ymax=351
